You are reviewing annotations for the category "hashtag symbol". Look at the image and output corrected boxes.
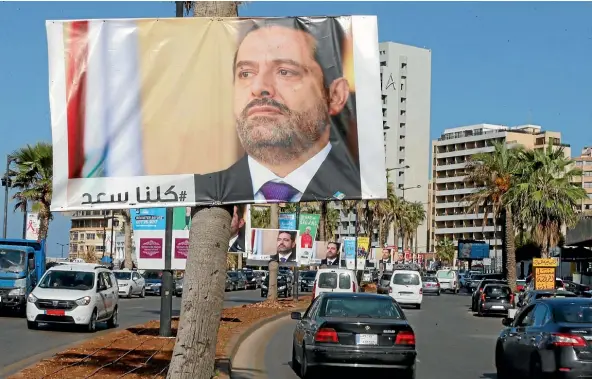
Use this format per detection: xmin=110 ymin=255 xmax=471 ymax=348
xmin=179 ymin=191 xmax=187 ymax=201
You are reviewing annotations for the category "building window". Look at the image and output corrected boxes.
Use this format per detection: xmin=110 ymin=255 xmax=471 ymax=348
xmin=400 ymin=110 xmax=406 ymax=116
xmin=401 ymin=62 xmax=407 ymax=69
xmin=584 ymin=171 xmax=592 ymax=177
xmin=382 ymin=109 xmax=387 ymax=117
xmin=400 ymin=123 xmax=406 ymax=128
xmin=401 ymin=97 xmax=406 ymax=103
xmin=584 ymin=183 xmax=592 ymax=188
xmin=380 ymin=61 xmax=386 ymax=66
xmin=86 ymin=233 xmax=96 ymax=240
xmin=535 ymin=137 xmax=545 ymax=145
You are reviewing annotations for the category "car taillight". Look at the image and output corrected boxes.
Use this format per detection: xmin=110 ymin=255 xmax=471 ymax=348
xmin=551 ymin=333 xmax=586 ymax=347
xmin=436 ymin=282 xmax=440 ymax=287
xmin=315 ymin=328 xmax=338 ymax=343
xmin=480 ymin=293 xmax=485 ymax=302
xmin=312 ymin=281 xmax=316 ymax=298
xmin=352 ymin=281 xmax=356 ymax=292
xmin=388 ymin=287 xmax=393 ymax=294
xmin=509 ymin=294 xmax=515 ymax=305
xmin=419 ymin=288 xmax=423 ymax=295
xmin=395 ymin=330 xmax=416 ymax=345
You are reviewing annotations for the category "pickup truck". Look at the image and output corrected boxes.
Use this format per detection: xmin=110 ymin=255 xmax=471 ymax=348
xmin=0 ymin=239 xmax=46 ymax=315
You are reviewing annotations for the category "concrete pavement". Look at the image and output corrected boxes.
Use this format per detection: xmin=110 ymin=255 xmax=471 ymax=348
xmin=0 ymin=289 xmax=262 ymax=377
xmin=237 ymin=291 xmax=503 ymax=379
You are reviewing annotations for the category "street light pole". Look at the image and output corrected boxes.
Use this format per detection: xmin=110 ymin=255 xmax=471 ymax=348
xmin=57 ymin=243 xmax=69 ymax=258
xmin=2 ymin=155 xmax=13 ymax=239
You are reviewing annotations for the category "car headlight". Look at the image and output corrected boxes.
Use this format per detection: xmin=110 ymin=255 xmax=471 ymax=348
xmin=262 ymin=284 xmax=267 ymax=289
xmin=27 ymin=293 xmax=38 ymax=303
xmin=279 ymin=286 xmax=286 ymax=290
xmin=9 ymin=287 xmax=26 ymax=296
xmin=75 ymin=296 xmax=92 ymax=306
xmin=153 ymin=283 xmax=162 ymax=287
xmin=119 ymin=283 xmax=129 ymax=287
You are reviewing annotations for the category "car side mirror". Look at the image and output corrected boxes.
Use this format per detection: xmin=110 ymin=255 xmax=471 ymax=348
xmin=291 ymin=312 xmax=302 ymax=320
xmin=502 ymin=317 xmax=513 ymax=326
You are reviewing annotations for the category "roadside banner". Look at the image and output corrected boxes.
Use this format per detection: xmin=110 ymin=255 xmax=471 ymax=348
xmin=297 ymin=213 xmax=320 ymax=265
xmin=25 ymin=212 xmax=41 ymax=241
xmin=46 ymin=16 xmax=385 ymax=211
xmin=247 ymin=228 xmax=300 ymax=267
xmin=279 ymin=213 xmax=297 ymax=230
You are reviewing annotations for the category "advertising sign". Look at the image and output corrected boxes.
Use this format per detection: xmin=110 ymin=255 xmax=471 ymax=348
xmin=279 ymin=213 xmax=297 ymax=230
xmin=247 ymin=228 xmax=300 ymax=267
xmin=297 ymin=213 xmax=320 ymax=265
xmin=133 ymin=205 xmax=250 ymax=269
xmin=47 ymin=16 xmax=386 ymax=211
xmin=533 ymin=258 xmax=558 ymax=291
xmin=458 ymin=240 xmax=490 ymax=260
xmin=342 ymin=237 xmax=356 ymax=269
xmin=25 ymin=212 xmax=40 ymax=241
xmin=310 ymin=241 xmax=342 ymax=266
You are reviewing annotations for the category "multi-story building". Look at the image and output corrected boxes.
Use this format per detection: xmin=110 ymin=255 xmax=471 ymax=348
xmin=430 ymin=124 xmax=570 ymax=270
xmin=334 ymin=41 xmax=432 ymax=251
xmin=69 ymin=210 xmax=125 ymax=261
xmin=573 ymin=147 xmax=592 ymax=214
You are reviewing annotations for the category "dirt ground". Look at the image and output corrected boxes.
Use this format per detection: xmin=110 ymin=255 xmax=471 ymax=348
xmin=10 ymin=296 xmax=311 ymax=379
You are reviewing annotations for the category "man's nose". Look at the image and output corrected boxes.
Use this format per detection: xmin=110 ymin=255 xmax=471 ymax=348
xmin=251 ymin=69 xmax=276 ymax=98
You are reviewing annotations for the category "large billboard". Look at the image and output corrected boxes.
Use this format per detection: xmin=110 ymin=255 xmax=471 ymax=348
xmin=132 ymin=205 xmax=250 ymax=270
xmin=47 ymin=16 xmax=386 ymax=211
xmin=247 ymin=228 xmax=300 ymax=267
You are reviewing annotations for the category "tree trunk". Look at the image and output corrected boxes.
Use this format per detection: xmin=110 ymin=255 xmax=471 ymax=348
xmin=414 ymin=228 xmax=419 ymax=255
xmin=37 ymin=203 xmax=51 ymax=241
xmin=318 ymin=202 xmax=327 ymax=241
xmin=122 ymin=210 xmax=133 ymax=269
xmin=504 ymin=205 xmax=517 ymax=292
xmin=493 ymin=217 xmax=498 ymax=272
xmin=166 ymin=207 xmax=233 ymax=379
xmin=167 ymin=3 xmax=239 ymax=379
xmin=267 ymin=204 xmax=279 ymax=302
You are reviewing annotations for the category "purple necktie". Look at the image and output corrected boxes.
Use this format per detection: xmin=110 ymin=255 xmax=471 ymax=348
xmin=259 ymin=181 xmax=299 ymax=202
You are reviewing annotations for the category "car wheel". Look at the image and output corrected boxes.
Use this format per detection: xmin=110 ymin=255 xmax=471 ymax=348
xmin=437 ymin=291 xmax=441 ymax=296
xmin=107 ymin=306 xmax=118 ymax=328
xmin=86 ymin=309 xmax=97 ymax=333
xmin=140 ymin=287 xmax=145 ymax=298
xmin=529 ymin=354 xmax=544 ymax=379
xmin=496 ymin=345 xmax=511 ymax=379
xmin=261 ymin=291 xmax=265 ymax=297
xmin=127 ymin=288 xmax=133 ymax=299
xmin=400 ymin=366 xmax=416 ymax=379
xmin=291 ymin=342 xmax=301 ymax=373
xmin=300 ymin=345 xmax=316 ymax=378
xmin=233 ymin=284 xmax=237 ymax=291
xmin=27 ymin=320 xmax=38 ymax=330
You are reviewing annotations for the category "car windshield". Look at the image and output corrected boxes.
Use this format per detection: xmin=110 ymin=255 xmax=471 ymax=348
xmin=381 ymin=274 xmax=392 ymax=281
xmin=484 ymin=286 xmax=511 ymax=297
xmin=517 ymin=280 xmax=526 ymax=285
xmin=301 ymin=271 xmax=316 ymax=279
xmin=114 ymin=272 xmax=132 ymax=281
xmin=436 ymin=270 xmax=455 ymax=279
xmin=263 ymin=275 xmax=286 ymax=285
xmin=393 ymin=273 xmax=420 ymax=286
xmin=0 ymin=249 xmax=26 ymax=273
xmin=227 ymin=272 xmax=238 ymax=278
xmin=554 ymin=304 xmax=592 ymax=323
xmin=319 ymin=297 xmax=403 ymax=319
xmin=143 ymin=271 xmax=162 ymax=280
xmin=39 ymin=270 xmax=95 ymax=290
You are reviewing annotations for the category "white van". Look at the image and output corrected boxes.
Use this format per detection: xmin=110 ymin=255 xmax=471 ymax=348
xmin=436 ymin=269 xmax=460 ymax=293
xmin=389 ymin=270 xmax=423 ymax=309
xmin=312 ymin=268 xmax=358 ymax=299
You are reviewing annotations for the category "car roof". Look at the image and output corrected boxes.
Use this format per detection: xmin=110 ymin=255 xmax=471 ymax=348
xmin=49 ymin=264 xmax=108 ymax=272
xmin=483 ymin=283 xmax=510 ymax=288
xmin=392 ymin=270 xmax=420 ymax=274
xmin=317 ymin=268 xmax=354 ymax=274
xmin=319 ymin=292 xmax=390 ymax=300
xmin=538 ymin=296 xmax=589 ymax=305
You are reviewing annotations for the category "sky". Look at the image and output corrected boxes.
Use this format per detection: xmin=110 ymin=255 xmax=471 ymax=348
xmin=0 ymin=1 xmax=590 ymax=257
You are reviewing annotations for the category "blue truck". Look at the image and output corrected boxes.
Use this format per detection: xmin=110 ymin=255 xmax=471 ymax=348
xmin=0 ymin=239 xmax=46 ymax=314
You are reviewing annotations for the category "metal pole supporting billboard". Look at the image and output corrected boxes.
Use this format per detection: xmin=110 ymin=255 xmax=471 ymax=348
xmin=160 ymin=207 xmax=174 ymax=337
xmin=22 ymin=202 xmax=27 ymax=239
xmin=294 ymin=203 xmax=300 ymax=301
xmin=2 ymin=155 xmax=12 ymax=239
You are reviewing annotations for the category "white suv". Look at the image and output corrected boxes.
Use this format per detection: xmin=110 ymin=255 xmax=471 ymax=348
xmin=113 ymin=269 xmax=146 ymax=298
xmin=26 ymin=263 xmax=119 ymax=332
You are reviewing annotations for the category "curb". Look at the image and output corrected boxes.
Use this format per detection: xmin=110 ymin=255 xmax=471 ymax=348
xmin=215 ymin=306 xmax=308 ymax=378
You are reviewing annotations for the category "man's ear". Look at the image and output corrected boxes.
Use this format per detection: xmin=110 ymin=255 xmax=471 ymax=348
xmin=327 ymin=77 xmax=350 ymax=116
xmin=238 ymin=218 xmax=246 ymax=229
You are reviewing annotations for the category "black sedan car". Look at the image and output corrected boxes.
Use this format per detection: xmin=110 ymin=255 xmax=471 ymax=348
xmin=291 ymin=292 xmax=416 ymax=378
xmin=496 ymin=298 xmax=592 ymax=378
xmin=261 ymin=274 xmax=292 ymax=298
xmin=300 ymin=270 xmax=317 ymax=292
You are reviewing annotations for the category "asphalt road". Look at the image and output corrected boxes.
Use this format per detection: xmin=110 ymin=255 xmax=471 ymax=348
xmin=260 ymin=291 xmax=503 ymax=379
xmin=0 ymin=289 xmax=262 ymax=377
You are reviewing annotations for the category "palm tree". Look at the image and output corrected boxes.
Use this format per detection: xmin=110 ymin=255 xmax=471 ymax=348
xmin=513 ymin=142 xmax=587 ymax=258
xmin=463 ymin=141 xmax=523 ymax=290
xmin=251 ymin=206 xmax=271 ymax=228
xmin=436 ymin=237 xmax=455 ymax=265
xmin=407 ymin=201 xmax=426 ymax=254
xmin=8 ymin=142 xmax=53 ymax=240
xmin=167 ymin=3 xmax=241 ymax=379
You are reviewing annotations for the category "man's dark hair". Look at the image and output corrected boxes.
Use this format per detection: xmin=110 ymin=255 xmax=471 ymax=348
xmin=327 ymin=241 xmax=339 ymax=249
xmin=278 ymin=230 xmax=297 ymax=242
xmin=233 ymin=17 xmax=347 ymax=91
xmin=236 ymin=204 xmax=246 ymax=219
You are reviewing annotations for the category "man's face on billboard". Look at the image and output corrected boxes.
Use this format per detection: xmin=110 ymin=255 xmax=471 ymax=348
xmin=234 ymin=26 xmax=347 ymax=165
xmin=382 ymin=249 xmax=390 ymax=260
xmin=326 ymin=243 xmax=338 ymax=259
xmin=277 ymin=232 xmax=295 ymax=254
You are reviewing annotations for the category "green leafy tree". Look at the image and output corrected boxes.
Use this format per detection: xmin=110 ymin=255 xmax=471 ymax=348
xmin=436 ymin=237 xmax=455 ymax=264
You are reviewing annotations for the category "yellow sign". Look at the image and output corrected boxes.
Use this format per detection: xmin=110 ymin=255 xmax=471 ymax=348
xmin=534 ymin=267 xmax=556 ymax=291
xmin=357 ymin=237 xmax=370 ymax=253
xmin=533 ymin=258 xmax=558 ymax=267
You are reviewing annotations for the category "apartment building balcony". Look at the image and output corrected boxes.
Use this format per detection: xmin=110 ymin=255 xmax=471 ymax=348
xmin=436 ymin=146 xmax=495 ymax=159
xmin=435 ymin=226 xmax=497 ymax=234
xmin=435 ymin=176 xmax=467 ymax=184
xmin=71 ymin=210 xmax=114 ymax=219
xmin=436 ymin=187 xmax=479 ymax=197
xmin=436 ymin=131 xmax=507 ymax=145
xmin=435 ymin=213 xmax=492 ymax=222
xmin=435 ymin=162 xmax=468 ymax=171
xmin=435 ymin=201 xmax=470 ymax=209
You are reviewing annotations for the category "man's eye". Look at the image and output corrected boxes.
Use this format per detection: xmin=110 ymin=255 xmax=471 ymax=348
xmin=238 ymin=71 xmax=253 ymax=78
xmin=278 ymin=69 xmax=295 ymax=76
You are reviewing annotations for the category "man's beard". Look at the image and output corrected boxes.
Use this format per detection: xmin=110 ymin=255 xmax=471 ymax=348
xmin=236 ymin=97 xmax=329 ymax=165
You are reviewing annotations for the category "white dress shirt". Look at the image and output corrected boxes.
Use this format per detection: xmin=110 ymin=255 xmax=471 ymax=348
xmin=248 ymin=142 xmax=332 ymax=202
xmin=326 ymin=258 xmax=337 ymax=265
xmin=279 ymin=252 xmax=292 ymax=262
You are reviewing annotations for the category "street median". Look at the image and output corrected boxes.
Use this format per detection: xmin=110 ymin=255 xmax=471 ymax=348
xmin=9 ymin=296 xmax=311 ymax=379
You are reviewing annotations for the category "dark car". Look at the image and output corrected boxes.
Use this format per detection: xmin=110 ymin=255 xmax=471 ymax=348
xmin=261 ymin=275 xmax=292 ymax=298
xmin=291 ymin=292 xmax=416 ymax=378
xmin=476 ymin=284 xmax=515 ymax=316
xmin=471 ymin=279 xmax=507 ymax=312
xmin=378 ymin=272 xmax=393 ymax=294
xmin=422 ymin=276 xmax=440 ymax=296
xmin=227 ymin=271 xmax=247 ymax=291
xmin=143 ymin=270 xmax=163 ymax=296
xmin=300 ymin=270 xmax=317 ymax=292
xmin=518 ymin=289 xmax=578 ymax=309
xmin=496 ymin=298 xmax=592 ymax=378
xmin=242 ymin=269 xmax=258 ymax=290
xmin=564 ymin=281 xmax=592 ymax=297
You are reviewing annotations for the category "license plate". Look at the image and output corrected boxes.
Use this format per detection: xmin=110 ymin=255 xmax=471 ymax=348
xmin=46 ymin=309 xmax=65 ymax=316
xmin=356 ymin=334 xmax=378 ymax=345
xmin=399 ymin=292 xmax=413 ymax=296
xmin=491 ymin=306 xmax=504 ymax=310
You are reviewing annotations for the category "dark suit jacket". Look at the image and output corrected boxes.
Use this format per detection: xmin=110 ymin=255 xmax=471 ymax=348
xmin=193 ymin=140 xmax=361 ymax=203
xmin=228 ymin=231 xmax=244 ymax=253
xmin=272 ymin=250 xmax=297 ymax=263
xmin=320 ymin=258 xmax=339 ymax=266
